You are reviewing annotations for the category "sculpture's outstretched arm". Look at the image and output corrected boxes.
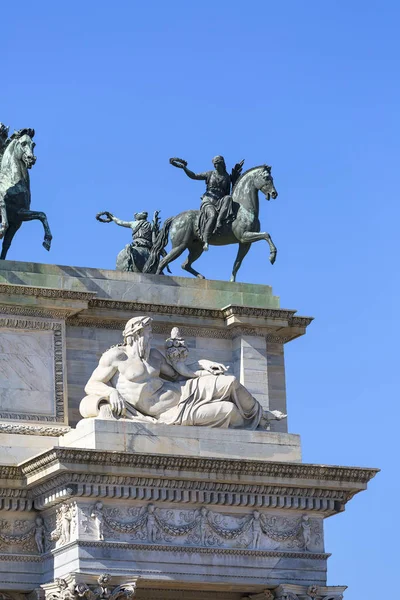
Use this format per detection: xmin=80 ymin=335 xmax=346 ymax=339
xmin=170 ymin=159 xmax=209 ymax=181
xmin=182 ymin=166 xmax=208 ymax=181
xmin=110 ymin=215 xmax=133 ymax=228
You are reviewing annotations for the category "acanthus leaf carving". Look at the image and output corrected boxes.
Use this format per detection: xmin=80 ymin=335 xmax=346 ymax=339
xmin=44 ymin=574 xmax=136 ymax=600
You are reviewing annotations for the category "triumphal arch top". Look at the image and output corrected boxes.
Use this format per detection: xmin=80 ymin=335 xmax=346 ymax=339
xmin=0 ymin=129 xmax=377 ymax=599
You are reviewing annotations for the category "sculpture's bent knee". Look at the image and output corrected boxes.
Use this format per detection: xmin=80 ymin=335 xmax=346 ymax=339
xmin=79 ymin=395 xmax=108 ymax=418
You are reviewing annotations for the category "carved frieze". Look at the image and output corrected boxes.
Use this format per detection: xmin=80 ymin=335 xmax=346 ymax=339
xmin=74 ymin=502 xmax=323 ymax=552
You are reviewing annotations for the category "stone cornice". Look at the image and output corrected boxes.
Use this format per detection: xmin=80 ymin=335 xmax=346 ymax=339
xmin=0 ymin=282 xmax=308 ymax=324
xmin=66 ymin=300 xmax=312 ymax=342
xmin=0 ymin=282 xmax=313 ymax=342
xmin=20 ymin=448 xmax=379 ymax=487
xmin=86 ymin=299 xmax=304 ymax=322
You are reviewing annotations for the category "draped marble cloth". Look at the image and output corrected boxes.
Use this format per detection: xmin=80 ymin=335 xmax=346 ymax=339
xmin=123 ymin=374 xmax=262 ymax=430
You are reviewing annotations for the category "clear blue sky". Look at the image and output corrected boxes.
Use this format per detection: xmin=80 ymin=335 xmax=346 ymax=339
xmin=2 ymin=2 xmax=398 ymax=597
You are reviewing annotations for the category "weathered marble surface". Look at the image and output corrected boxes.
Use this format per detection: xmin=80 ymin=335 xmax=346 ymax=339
xmin=0 ymin=328 xmax=54 ymax=416
xmin=0 ymin=260 xmax=280 ymax=309
xmin=63 ymin=418 xmax=301 ymax=461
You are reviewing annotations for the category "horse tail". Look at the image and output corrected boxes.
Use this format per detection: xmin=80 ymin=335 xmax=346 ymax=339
xmin=143 ymin=216 xmax=174 ymax=274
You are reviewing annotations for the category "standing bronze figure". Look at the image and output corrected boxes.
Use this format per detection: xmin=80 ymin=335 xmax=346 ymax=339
xmin=144 ymin=160 xmax=278 ymax=282
xmin=0 ymin=125 xmax=52 ymax=259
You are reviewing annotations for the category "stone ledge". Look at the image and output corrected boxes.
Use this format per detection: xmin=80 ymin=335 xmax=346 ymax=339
xmin=61 ymin=418 xmax=302 ymax=463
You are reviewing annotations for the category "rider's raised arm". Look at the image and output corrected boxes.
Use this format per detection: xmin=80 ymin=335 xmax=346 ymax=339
xmin=84 ymin=347 xmax=121 ymax=398
xmin=110 ymin=215 xmax=133 ymax=228
xmin=182 ymin=166 xmax=209 ymax=181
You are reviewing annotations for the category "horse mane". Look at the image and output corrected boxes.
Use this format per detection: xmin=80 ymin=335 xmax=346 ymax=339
xmin=232 ymin=164 xmax=270 ymax=192
xmin=10 ymin=128 xmax=35 ymax=141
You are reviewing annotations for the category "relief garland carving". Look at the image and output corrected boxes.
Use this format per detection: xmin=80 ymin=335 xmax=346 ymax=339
xmin=0 ymin=515 xmax=50 ymax=553
xmin=0 ymin=317 xmax=66 ymax=423
xmin=83 ymin=502 xmax=318 ymax=551
xmin=0 ymin=521 xmax=36 ymax=551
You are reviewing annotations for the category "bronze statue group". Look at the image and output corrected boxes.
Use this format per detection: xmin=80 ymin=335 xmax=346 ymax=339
xmin=0 ymin=122 xmax=278 ymax=281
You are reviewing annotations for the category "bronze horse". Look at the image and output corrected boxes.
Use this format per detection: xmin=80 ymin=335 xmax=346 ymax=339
xmin=0 ymin=129 xmax=52 ymax=259
xmin=144 ymin=165 xmax=278 ymax=281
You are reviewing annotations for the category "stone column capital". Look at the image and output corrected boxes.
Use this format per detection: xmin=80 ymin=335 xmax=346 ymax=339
xmin=41 ymin=574 xmax=138 ymax=600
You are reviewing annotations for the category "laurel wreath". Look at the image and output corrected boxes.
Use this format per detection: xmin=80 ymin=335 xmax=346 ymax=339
xmin=169 ymin=157 xmax=188 ymax=168
xmin=96 ymin=211 xmax=113 ymax=223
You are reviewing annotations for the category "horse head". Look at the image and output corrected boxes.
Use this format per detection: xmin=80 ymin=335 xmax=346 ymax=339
xmin=254 ymin=165 xmax=278 ymax=201
xmin=9 ymin=128 xmax=36 ymax=169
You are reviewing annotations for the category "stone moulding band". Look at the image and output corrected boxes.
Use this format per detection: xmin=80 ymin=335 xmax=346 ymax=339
xmin=0 ymin=553 xmax=42 ymax=562
xmin=63 ymin=539 xmax=331 ymax=560
xmin=0 ymin=423 xmax=71 ymax=436
xmin=0 ymin=283 xmax=95 ymax=301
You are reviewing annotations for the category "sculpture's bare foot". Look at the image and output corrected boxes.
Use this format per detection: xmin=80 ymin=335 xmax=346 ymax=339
xmin=203 ymin=242 xmax=209 ymax=251
xmin=269 ymin=409 xmax=287 ymax=420
xmin=230 ymin=275 xmax=236 ymax=283
xmin=196 ymin=273 xmax=206 ymax=279
xmin=269 ymin=250 xmax=277 ymax=265
xmin=260 ymin=409 xmax=287 ymax=429
xmin=43 ymin=236 xmax=52 ymax=251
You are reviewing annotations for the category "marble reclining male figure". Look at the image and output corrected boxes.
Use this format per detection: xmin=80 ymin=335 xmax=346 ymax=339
xmin=80 ymin=316 xmax=286 ymax=430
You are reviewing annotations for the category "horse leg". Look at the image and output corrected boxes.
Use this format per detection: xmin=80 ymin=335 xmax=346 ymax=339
xmin=0 ymin=222 xmax=21 ymax=260
xmin=157 ymin=244 xmax=187 ymax=274
xmin=181 ymin=242 xmax=205 ymax=279
xmin=239 ymin=231 xmax=277 ymax=264
xmin=230 ymin=243 xmax=251 ymax=282
xmin=0 ymin=198 xmax=8 ymax=239
xmin=17 ymin=209 xmax=53 ymax=251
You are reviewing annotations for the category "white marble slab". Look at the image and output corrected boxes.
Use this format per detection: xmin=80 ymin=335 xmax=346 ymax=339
xmin=0 ymin=328 xmax=55 ymax=416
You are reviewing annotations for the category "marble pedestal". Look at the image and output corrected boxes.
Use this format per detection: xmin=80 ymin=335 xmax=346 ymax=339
xmin=62 ymin=418 xmax=302 ymax=462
